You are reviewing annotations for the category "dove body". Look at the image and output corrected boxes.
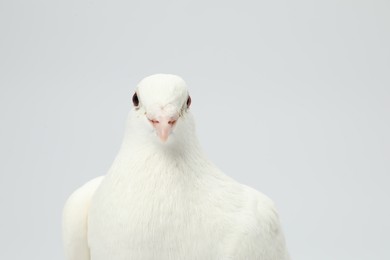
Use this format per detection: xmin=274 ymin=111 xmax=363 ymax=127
xmin=63 ymin=74 xmax=289 ymax=260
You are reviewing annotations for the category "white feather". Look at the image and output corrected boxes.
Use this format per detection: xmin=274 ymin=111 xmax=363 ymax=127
xmin=62 ymin=74 xmax=290 ymax=260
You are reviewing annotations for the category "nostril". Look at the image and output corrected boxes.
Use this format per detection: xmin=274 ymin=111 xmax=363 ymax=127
xmin=147 ymin=116 xmax=177 ymax=126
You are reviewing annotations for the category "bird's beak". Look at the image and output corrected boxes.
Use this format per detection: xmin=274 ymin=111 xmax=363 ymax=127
xmin=147 ymin=114 xmax=178 ymax=142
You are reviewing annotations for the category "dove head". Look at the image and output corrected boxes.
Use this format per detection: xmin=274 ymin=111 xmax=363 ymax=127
xmin=128 ymin=74 xmax=193 ymax=146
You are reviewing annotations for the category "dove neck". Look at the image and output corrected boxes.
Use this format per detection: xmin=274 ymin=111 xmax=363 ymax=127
xmin=115 ymin=111 xmax=209 ymax=173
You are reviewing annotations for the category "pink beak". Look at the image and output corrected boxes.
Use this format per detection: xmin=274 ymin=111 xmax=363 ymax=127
xmin=148 ymin=115 xmax=178 ymax=142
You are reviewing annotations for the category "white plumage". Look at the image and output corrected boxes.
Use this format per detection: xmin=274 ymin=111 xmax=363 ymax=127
xmin=62 ymin=74 xmax=290 ymax=260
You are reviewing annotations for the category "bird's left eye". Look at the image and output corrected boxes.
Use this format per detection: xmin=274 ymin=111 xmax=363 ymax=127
xmin=186 ymin=96 xmax=191 ymax=108
xmin=132 ymin=92 xmax=139 ymax=107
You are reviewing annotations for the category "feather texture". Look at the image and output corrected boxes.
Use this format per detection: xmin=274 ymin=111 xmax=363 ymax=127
xmin=62 ymin=74 xmax=289 ymax=260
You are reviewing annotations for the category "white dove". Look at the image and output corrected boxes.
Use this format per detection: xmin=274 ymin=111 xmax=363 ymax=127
xmin=62 ymin=74 xmax=290 ymax=260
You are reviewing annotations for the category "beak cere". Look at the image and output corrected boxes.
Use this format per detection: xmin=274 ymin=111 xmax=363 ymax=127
xmin=148 ymin=115 xmax=178 ymax=142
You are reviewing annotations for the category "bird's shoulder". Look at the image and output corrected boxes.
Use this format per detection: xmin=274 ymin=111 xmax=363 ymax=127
xmin=212 ymin=174 xmax=277 ymax=218
xmin=63 ymin=176 xmax=104 ymax=219
xmin=245 ymin=185 xmax=278 ymax=217
xmin=62 ymin=176 xmax=104 ymax=260
xmin=236 ymin=183 xmax=279 ymax=222
xmin=222 ymin=183 xmax=289 ymax=259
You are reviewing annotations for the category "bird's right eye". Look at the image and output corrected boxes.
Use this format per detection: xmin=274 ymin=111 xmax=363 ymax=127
xmin=132 ymin=92 xmax=139 ymax=107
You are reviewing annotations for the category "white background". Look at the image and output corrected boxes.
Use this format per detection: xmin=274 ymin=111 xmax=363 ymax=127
xmin=1 ymin=0 xmax=389 ymax=259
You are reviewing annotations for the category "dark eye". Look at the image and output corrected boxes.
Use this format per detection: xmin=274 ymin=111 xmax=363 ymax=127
xmin=132 ymin=92 xmax=139 ymax=107
xmin=186 ymin=95 xmax=191 ymax=108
